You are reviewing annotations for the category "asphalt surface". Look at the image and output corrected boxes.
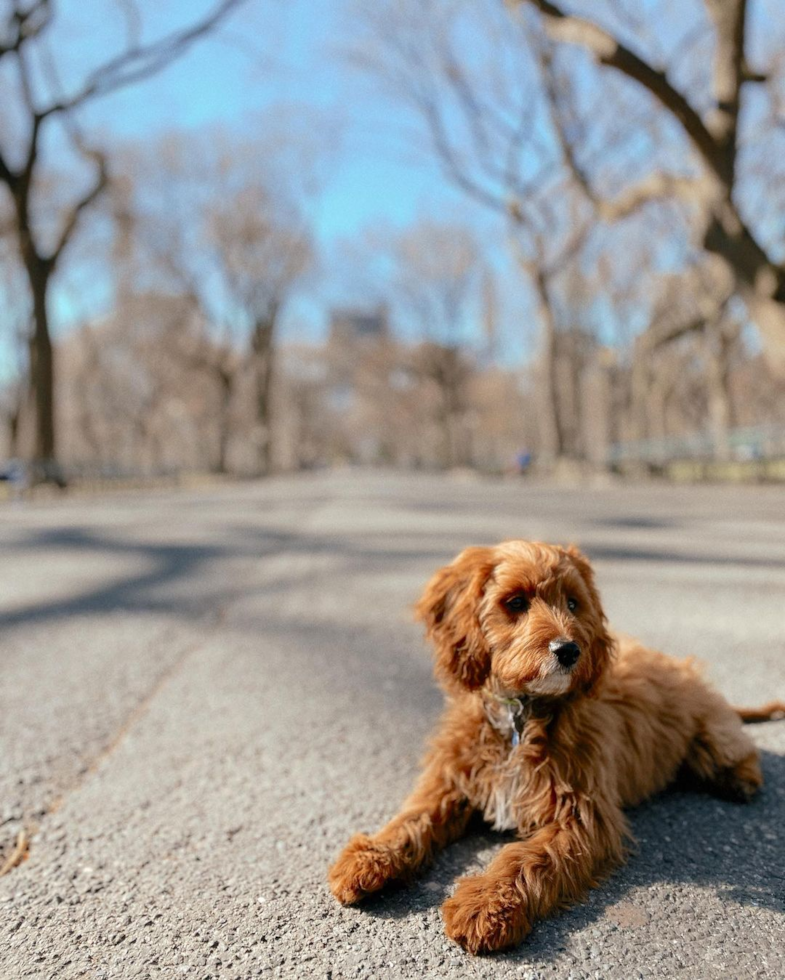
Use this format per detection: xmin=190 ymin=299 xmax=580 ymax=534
xmin=1 ymin=470 xmax=784 ymax=980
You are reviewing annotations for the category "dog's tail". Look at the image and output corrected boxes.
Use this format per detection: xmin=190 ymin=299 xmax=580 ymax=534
xmin=734 ymin=701 xmax=785 ymax=724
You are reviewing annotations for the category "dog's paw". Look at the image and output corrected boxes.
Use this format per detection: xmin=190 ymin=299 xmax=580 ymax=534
xmin=442 ymin=875 xmax=529 ymax=954
xmin=714 ymin=752 xmax=763 ymax=803
xmin=328 ymin=834 xmax=398 ymax=905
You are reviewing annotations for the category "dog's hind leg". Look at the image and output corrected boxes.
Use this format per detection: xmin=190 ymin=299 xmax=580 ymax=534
xmin=681 ymin=690 xmax=762 ymax=803
xmin=329 ymin=763 xmax=473 ymax=905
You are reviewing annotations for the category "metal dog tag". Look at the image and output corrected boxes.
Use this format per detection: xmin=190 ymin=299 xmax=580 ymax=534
xmin=508 ymin=701 xmax=526 ymax=748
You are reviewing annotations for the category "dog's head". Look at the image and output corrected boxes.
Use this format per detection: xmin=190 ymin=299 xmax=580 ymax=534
xmin=415 ymin=541 xmax=612 ymax=698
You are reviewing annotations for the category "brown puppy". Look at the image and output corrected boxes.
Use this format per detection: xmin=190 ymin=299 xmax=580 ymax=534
xmin=328 ymin=541 xmax=784 ymax=954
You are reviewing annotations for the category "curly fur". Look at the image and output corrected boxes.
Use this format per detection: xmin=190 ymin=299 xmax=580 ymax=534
xmin=328 ymin=541 xmax=783 ymax=954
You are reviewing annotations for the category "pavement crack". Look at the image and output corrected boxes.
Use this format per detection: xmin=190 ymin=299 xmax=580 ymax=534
xmin=3 ymin=606 xmax=229 ymax=879
xmin=50 ymin=628 xmax=214 ymax=815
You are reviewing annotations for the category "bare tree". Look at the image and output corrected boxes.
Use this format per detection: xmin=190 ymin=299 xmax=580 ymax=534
xmin=103 ymin=154 xmax=238 ymax=474
xmin=124 ymin=131 xmax=315 ymax=475
xmin=348 ymin=0 xmax=785 ymax=468
xmin=346 ymin=0 xmax=614 ymax=463
xmin=206 ymin=185 xmax=312 ymax=474
xmin=514 ymin=0 xmax=785 ymax=372
xmin=366 ymin=220 xmax=485 ymax=468
xmin=57 ymin=290 xmax=229 ymax=477
xmin=703 ymin=315 xmax=742 ymax=460
xmin=0 ymin=0 xmax=247 ymax=479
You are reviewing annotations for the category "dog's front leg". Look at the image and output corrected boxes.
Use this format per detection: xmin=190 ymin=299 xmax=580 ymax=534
xmin=442 ymin=804 xmax=627 ymax=954
xmin=329 ymin=763 xmax=472 ymax=905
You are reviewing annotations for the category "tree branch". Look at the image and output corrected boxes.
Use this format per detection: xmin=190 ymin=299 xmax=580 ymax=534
xmin=532 ymin=33 xmax=596 ymax=203
xmin=48 ymin=149 xmax=108 ymax=266
xmin=533 ymin=37 xmax=706 ymax=226
xmin=1 ymin=1 xmax=52 ymax=58
xmin=417 ymin=89 xmax=508 ymax=212
xmin=514 ymin=0 xmax=722 ymax=178
xmin=703 ymin=0 xmax=746 ymax=137
xmin=595 ymin=172 xmax=708 ymax=222
xmin=702 ymin=0 xmax=746 ymax=184
xmin=0 ymin=149 xmax=18 ymax=190
xmin=641 ymin=279 xmax=734 ymax=352
xmin=38 ymin=0 xmax=246 ymax=118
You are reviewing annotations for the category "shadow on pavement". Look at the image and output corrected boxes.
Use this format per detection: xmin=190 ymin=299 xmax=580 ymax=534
xmin=0 ymin=526 xmax=292 ymax=627
xmin=585 ymin=544 xmax=785 ymax=570
xmin=355 ymin=748 xmax=785 ymax=959
xmin=6 ymin=518 xmax=785 ymax=632
xmin=0 ymin=524 xmax=457 ymax=628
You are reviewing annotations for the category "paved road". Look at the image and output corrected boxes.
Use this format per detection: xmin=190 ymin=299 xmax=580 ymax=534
xmin=1 ymin=471 xmax=784 ymax=980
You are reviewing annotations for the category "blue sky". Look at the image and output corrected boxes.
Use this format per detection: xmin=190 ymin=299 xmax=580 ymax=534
xmin=77 ymin=0 xmax=459 ymax=237
xmin=3 ymin=0 xmax=513 ymax=381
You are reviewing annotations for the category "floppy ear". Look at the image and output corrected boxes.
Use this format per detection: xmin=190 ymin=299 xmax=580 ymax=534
xmin=566 ymin=544 xmax=599 ymax=594
xmin=415 ymin=546 xmax=495 ymax=691
xmin=566 ymin=545 xmax=614 ymax=694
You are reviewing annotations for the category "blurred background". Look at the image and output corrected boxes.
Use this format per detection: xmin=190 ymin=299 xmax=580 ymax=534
xmin=2 ymin=0 xmax=785 ymax=490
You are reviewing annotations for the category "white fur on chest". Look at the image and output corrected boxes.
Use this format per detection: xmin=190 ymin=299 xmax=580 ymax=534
xmin=481 ymin=751 xmax=526 ymax=832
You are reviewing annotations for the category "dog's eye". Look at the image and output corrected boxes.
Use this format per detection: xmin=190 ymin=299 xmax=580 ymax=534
xmin=567 ymin=597 xmax=578 ymax=613
xmin=505 ymin=594 xmax=529 ymax=614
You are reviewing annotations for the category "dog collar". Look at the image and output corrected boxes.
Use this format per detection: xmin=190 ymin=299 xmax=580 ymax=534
xmin=483 ymin=692 xmax=531 ymax=747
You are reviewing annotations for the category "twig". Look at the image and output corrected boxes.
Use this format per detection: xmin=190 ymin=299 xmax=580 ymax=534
xmin=0 ymin=830 xmax=30 ymax=877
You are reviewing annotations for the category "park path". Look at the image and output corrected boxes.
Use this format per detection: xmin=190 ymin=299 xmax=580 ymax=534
xmin=1 ymin=471 xmax=784 ymax=979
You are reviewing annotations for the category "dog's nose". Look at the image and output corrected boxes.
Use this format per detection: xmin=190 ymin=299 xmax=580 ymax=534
xmin=549 ymin=639 xmax=580 ymax=668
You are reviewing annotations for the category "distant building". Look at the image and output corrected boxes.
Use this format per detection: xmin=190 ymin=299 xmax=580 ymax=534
xmin=329 ymin=306 xmax=389 ymax=345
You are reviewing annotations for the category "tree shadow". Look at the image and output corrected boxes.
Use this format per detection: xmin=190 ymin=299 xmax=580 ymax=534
xmin=590 ymin=516 xmax=683 ymax=530
xmin=0 ymin=524 xmax=453 ymax=629
xmin=0 ymin=526 xmax=291 ymax=628
xmin=5 ymin=507 xmax=784 ymax=633
xmin=584 ymin=543 xmax=785 ymax=570
xmin=356 ymin=748 xmax=785 ymax=956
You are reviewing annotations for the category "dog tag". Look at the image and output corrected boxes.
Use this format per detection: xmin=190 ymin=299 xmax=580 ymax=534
xmin=508 ymin=702 xmax=525 ymax=748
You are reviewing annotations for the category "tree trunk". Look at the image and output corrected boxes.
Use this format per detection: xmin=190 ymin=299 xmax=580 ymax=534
xmin=700 ymin=204 xmax=785 ymax=373
xmin=704 ymin=324 xmax=735 ymax=462
xmin=647 ymin=377 xmax=669 ymax=444
xmin=742 ymin=290 xmax=785 ymax=375
xmin=561 ymin=337 xmax=582 ymax=458
xmin=630 ymin=348 xmax=650 ymax=443
xmin=26 ymin=258 xmax=61 ymax=482
xmin=439 ymin=403 xmax=454 ymax=469
xmin=442 ymin=352 xmax=466 ymax=468
xmin=214 ymin=366 xmax=234 ymax=475
xmin=252 ymin=316 xmax=277 ymax=476
xmin=532 ymin=270 xmax=564 ymax=463
xmin=580 ymin=357 xmax=611 ymax=468
xmin=8 ymin=407 xmax=20 ymax=458
xmin=4 ymin=377 xmax=24 ymax=458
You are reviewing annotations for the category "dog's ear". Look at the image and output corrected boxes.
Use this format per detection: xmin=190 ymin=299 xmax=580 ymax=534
xmin=415 ymin=546 xmax=495 ymax=691
xmin=566 ymin=545 xmax=614 ymax=694
xmin=566 ymin=545 xmax=598 ymax=592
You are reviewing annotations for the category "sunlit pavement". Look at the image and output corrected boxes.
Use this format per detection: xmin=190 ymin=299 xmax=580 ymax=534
xmin=1 ymin=470 xmax=784 ymax=979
